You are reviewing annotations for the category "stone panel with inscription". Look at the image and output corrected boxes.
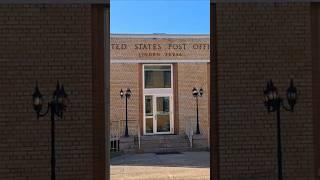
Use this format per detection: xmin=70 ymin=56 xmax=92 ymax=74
xmin=111 ymin=35 xmax=210 ymax=60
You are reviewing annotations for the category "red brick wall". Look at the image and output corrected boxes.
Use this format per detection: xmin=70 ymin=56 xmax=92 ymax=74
xmin=214 ymin=2 xmax=315 ymax=179
xmin=0 ymin=4 xmax=106 ymax=179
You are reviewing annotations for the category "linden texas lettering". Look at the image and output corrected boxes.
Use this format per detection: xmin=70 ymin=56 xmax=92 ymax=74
xmin=111 ymin=43 xmax=210 ymax=57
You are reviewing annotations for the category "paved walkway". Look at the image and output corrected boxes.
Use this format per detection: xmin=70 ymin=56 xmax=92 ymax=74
xmin=110 ymin=151 xmax=210 ymax=180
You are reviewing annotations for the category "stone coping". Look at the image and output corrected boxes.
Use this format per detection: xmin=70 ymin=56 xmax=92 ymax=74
xmin=111 ymin=34 xmax=210 ymax=39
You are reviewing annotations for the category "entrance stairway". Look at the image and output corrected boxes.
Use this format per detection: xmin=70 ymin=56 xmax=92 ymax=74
xmin=139 ymin=135 xmax=191 ymax=153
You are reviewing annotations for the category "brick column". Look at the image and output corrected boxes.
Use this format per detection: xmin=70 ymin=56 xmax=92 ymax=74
xmin=0 ymin=2 xmax=109 ymax=179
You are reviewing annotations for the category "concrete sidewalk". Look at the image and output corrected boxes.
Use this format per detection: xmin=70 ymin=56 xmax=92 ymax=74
xmin=110 ymin=151 xmax=210 ymax=180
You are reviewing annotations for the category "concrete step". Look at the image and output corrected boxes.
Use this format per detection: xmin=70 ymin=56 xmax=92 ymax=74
xmin=142 ymin=147 xmax=192 ymax=153
xmin=139 ymin=135 xmax=191 ymax=153
xmin=140 ymin=143 xmax=190 ymax=149
xmin=140 ymin=135 xmax=187 ymax=140
xmin=118 ymin=134 xmax=208 ymax=153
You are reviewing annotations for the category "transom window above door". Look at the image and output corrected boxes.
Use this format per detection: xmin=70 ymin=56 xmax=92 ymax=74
xmin=144 ymin=65 xmax=172 ymax=89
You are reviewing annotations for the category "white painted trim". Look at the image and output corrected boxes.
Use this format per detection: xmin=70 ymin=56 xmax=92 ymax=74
xmin=144 ymin=89 xmax=173 ymax=95
xmin=143 ymin=64 xmax=173 ymax=90
xmin=111 ymin=59 xmax=210 ymax=64
xmin=142 ymin=64 xmax=174 ymax=135
xmin=156 ymin=95 xmax=173 ymax=135
xmin=143 ymin=94 xmax=173 ymax=135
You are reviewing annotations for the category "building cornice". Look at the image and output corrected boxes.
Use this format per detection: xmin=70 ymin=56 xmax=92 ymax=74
xmin=111 ymin=34 xmax=210 ymax=39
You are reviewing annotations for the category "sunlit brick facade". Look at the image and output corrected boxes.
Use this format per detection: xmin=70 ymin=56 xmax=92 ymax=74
xmin=110 ymin=34 xmax=210 ymax=150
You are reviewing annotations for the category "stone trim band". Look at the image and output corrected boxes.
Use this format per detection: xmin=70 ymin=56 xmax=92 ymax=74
xmin=111 ymin=59 xmax=210 ymax=64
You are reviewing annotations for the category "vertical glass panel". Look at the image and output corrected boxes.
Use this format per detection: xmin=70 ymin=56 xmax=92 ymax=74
xmin=146 ymin=118 xmax=153 ymax=133
xmin=156 ymin=97 xmax=170 ymax=132
xmin=164 ymin=71 xmax=171 ymax=88
xmin=144 ymin=65 xmax=171 ymax=88
xmin=145 ymin=96 xmax=153 ymax=116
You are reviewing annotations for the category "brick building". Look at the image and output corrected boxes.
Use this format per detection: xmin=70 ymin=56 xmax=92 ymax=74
xmin=3 ymin=0 xmax=320 ymax=180
xmin=110 ymin=34 xmax=210 ymax=152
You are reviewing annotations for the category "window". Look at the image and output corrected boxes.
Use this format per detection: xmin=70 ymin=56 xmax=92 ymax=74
xmin=144 ymin=65 xmax=171 ymax=88
xmin=145 ymin=96 xmax=153 ymax=116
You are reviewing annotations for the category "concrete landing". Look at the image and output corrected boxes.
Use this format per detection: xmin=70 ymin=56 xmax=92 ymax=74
xmin=110 ymin=151 xmax=210 ymax=180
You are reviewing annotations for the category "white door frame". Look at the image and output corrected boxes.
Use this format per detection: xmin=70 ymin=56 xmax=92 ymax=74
xmin=142 ymin=64 xmax=174 ymax=135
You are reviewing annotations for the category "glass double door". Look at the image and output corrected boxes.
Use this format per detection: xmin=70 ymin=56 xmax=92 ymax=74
xmin=144 ymin=95 xmax=173 ymax=135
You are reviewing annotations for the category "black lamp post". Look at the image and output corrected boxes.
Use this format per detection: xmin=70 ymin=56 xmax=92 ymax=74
xmin=32 ymin=81 xmax=68 ymax=180
xmin=192 ymin=87 xmax=203 ymax=134
xmin=120 ymin=88 xmax=131 ymax=137
xmin=263 ymin=79 xmax=297 ymax=180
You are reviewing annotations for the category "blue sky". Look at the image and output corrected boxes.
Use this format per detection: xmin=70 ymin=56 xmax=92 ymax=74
xmin=110 ymin=0 xmax=210 ymax=34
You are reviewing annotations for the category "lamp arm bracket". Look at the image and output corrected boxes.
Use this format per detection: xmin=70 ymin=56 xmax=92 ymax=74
xmin=52 ymin=103 xmax=63 ymax=119
xmin=268 ymin=107 xmax=276 ymax=113
xmin=281 ymin=100 xmax=293 ymax=112
xmin=55 ymin=111 xmax=63 ymax=119
xmin=38 ymin=102 xmax=50 ymax=117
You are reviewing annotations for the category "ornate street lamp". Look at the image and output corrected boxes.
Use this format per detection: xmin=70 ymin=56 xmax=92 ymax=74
xmin=120 ymin=88 xmax=131 ymax=137
xmin=263 ymin=79 xmax=297 ymax=180
xmin=192 ymin=87 xmax=203 ymax=134
xmin=32 ymin=81 xmax=68 ymax=180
